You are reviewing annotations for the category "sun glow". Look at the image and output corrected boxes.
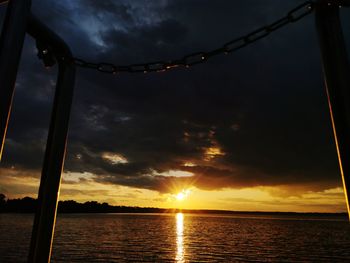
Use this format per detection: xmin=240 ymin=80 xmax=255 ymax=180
xmin=176 ymin=189 xmax=191 ymax=201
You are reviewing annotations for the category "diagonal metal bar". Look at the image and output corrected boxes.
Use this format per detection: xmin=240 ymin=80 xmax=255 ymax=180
xmin=26 ymin=15 xmax=76 ymax=262
xmin=0 ymin=0 xmax=31 ymax=160
xmin=315 ymin=0 xmax=350 ymax=221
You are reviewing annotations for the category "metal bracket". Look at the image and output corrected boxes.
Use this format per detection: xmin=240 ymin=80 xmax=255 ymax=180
xmin=36 ymin=41 xmax=56 ymax=68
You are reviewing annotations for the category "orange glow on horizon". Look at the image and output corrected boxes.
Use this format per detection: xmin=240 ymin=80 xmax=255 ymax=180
xmin=0 ymin=167 xmax=346 ymax=213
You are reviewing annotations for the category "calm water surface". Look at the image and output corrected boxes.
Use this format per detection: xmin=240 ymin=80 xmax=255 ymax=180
xmin=0 ymin=213 xmax=349 ymax=262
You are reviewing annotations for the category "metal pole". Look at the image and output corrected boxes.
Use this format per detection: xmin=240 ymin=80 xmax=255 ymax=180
xmin=0 ymin=0 xmax=31 ymax=160
xmin=27 ymin=16 xmax=76 ymax=262
xmin=315 ymin=1 xmax=350 ymax=220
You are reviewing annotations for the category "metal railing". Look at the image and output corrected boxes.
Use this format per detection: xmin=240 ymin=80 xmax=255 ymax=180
xmin=0 ymin=1 xmax=76 ymax=262
xmin=315 ymin=0 xmax=350 ymax=221
xmin=0 ymin=0 xmax=31 ymax=160
xmin=26 ymin=15 xmax=76 ymax=263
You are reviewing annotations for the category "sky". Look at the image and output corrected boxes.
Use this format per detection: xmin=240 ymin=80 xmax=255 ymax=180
xmin=0 ymin=0 xmax=349 ymax=212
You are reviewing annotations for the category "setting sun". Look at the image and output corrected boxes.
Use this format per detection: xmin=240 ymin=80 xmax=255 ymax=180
xmin=176 ymin=189 xmax=191 ymax=201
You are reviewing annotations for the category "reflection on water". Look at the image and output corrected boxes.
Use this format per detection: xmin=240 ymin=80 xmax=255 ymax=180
xmin=175 ymin=213 xmax=185 ymax=262
xmin=1 ymin=213 xmax=350 ymax=262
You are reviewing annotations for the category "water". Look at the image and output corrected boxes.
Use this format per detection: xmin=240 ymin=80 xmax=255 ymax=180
xmin=0 ymin=213 xmax=350 ymax=262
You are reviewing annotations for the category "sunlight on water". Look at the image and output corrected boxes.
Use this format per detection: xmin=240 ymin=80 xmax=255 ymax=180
xmin=176 ymin=213 xmax=185 ymax=262
xmin=1 ymin=214 xmax=349 ymax=262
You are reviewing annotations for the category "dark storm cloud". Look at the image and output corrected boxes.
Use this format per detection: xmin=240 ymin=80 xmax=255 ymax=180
xmin=1 ymin=0 xmax=348 ymax=192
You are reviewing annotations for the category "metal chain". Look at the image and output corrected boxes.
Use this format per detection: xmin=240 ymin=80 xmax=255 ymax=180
xmin=52 ymin=1 xmax=318 ymax=74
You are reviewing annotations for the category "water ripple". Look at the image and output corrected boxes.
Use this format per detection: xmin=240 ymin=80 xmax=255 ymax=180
xmin=0 ymin=213 xmax=349 ymax=262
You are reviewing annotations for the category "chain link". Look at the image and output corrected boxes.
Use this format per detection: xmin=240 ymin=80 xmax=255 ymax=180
xmin=65 ymin=1 xmax=316 ymax=74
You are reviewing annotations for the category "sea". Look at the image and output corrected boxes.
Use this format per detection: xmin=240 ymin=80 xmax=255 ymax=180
xmin=0 ymin=213 xmax=349 ymax=262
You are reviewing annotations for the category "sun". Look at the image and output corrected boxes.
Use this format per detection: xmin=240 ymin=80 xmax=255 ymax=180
xmin=176 ymin=189 xmax=191 ymax=201
xmin=176 ymin=192 xmax=185 ymax=201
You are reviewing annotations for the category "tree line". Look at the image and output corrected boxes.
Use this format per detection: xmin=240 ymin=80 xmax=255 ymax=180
xmin=0 ymin=193 xmax=166 ymax=213
xmin=0 ymin=193 xmax=346 ymax=217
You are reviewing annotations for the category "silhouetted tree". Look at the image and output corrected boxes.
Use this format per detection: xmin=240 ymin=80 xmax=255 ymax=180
xmin=6 ymin=196 xmax=37 ymax=213
xmin=0 ymin=193 xmax=6 ymax=212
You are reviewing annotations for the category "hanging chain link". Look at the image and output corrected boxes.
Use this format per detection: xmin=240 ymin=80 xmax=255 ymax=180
xmin=38 ymin=0 xmax=342 ymax=74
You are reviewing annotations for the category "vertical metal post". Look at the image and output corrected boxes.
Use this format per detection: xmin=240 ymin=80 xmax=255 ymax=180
xmin=0 ymin=0 xmax=31 ymax=160
xmin=315 ymin=1 xmax=350 ymax=220
xmin=27 ymin=17 xmax=76 ymax=262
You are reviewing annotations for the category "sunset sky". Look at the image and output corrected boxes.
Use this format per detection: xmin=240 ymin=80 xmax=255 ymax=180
xmin=0 ymin=0 xmax=349 ymax=212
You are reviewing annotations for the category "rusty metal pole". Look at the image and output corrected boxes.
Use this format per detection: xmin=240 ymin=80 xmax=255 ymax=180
xmin=27 ymin=16 xmax=76 ymax=262
xmin=0 ymin=0 xmax=31 ymax=160
xmin=315 ymin=0 xmax=350 ymax=220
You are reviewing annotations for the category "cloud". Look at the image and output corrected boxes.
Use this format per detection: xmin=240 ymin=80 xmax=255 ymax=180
xmin=0 ymin=0 xmax=348 ymax=197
